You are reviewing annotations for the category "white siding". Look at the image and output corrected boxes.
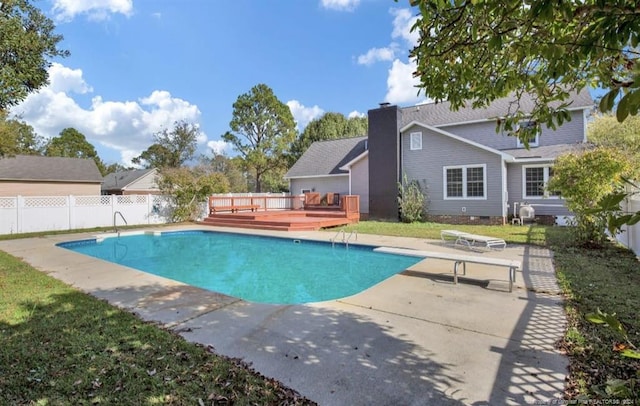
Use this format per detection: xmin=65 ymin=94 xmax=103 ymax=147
xmin=289 ymin=176 xmax=349 ymax=197
xmin=350 ymin=156 xmax=369 ymax=213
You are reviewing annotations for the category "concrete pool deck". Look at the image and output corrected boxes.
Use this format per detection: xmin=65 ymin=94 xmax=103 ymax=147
xmin=0 ymin=225 xmax=567 ymax=405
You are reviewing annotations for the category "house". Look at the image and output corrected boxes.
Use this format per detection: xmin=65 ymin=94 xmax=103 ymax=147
xmin=284 ymin=136 xmax=369 ymax=212
xmin=0 ymin=155 xmax=103 ymax=196
xmin=287 ymin=89 xmax=593 ymax=224
xmin=101 ymin=168 xmax=160 ymax=195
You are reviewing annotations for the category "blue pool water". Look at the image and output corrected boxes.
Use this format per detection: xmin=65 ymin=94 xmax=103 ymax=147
xmin=58 ymin=231 xmax=421 ymax=305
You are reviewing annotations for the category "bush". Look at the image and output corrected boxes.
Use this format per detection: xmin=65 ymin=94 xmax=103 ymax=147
xmin=398 ymin=175 xmax=428 ymax=223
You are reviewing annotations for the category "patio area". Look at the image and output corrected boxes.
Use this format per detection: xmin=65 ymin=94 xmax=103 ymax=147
xmin=0 ymin=225 xmax=567 ymax=405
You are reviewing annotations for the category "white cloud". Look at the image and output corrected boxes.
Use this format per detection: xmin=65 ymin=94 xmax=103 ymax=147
xmin=52 ymin=0 xmax=133 ymax=22
xmin=207 ymin=140 xmax=232 ymax=156
xmin=385 ymin=59 xmax=427 ymax=105
xmin=10 ymin=64 xmax=205 ymax=166
xmin=390 ymin=8 xmax=419 ymax=47
xmin=348 ymin=110 xmax=365 ymax=118
xmin=320 ymin=0 xmax=360 ymax=12
xmin=286 ymin=100 xmax=324 ymax=130
xmin=47 ymin=63 xmax=93 ymax=94
xmin=357 ymin=47 xmax=395 ymax=66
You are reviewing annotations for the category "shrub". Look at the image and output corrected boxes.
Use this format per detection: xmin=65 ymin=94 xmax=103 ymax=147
xmin=398 ymin=174 xmax=428 ymax=223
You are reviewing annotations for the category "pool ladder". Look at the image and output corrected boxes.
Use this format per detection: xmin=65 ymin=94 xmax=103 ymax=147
xmin=113 ymin=211 xmax=128 ymax=236
xmin=331 ymin=228 xmax=357 ymax=248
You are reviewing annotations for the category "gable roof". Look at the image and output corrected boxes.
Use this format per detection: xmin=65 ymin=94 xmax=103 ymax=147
xmin=102 ymin=168 xmax=157 ymax=192
xmin=285 ymin=136 xmax=368 ymax=179
xmin=399 ymin=88 xmax=593 ymax=128
xmin=0 ymin=155 xmax=103 ymax=183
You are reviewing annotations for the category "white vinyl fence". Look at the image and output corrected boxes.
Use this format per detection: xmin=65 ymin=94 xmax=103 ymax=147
xmin=0 ymin=194 xmax=173 ymax=235
xmin=615 ymin=196 xmax=640 ymax=256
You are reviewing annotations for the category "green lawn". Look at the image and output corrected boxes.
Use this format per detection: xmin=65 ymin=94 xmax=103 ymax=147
xmin=0 ymin=250 xmax=314 ymax=405
xmin=1 ymin=221 xmax=638 ymax=402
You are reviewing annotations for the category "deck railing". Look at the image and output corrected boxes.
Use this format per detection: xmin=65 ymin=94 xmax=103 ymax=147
xmin=208 ymin=194 xmax=302 ymax=213
xmin=208 ymin=193 xmax=360 ymax=218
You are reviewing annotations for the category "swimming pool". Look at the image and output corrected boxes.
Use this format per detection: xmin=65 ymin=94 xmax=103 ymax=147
xmin=58 ymin=230 xmax=422 ymax=304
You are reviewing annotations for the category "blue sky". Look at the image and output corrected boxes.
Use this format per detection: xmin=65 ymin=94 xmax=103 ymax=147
xmin=10 ymin=0 xmax=427 ymax=166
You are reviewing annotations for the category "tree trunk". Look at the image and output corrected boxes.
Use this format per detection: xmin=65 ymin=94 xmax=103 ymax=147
xmin=255 ymin=170 xmax=262 ymax=193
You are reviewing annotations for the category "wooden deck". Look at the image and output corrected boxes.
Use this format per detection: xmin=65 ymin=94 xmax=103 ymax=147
xmin=200 ymin=209 xmax=358 ymax=231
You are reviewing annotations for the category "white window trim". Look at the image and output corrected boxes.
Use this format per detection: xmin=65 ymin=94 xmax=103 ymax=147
xmin=410 ymin=132 xmax=422 ymax=150
xmin=443 ymin=164 xmax=487 ymax=200
xmin=515 ymin=121 xmax=540 ymax=148
xmin=522 ymin=164 xmax=560 ymax=199
xmin=516 ymin=133 xmax=539 ymax=148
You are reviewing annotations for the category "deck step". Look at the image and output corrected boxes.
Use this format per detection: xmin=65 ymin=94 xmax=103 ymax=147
xmin=200 ymin=209 xmax=358 ymax=231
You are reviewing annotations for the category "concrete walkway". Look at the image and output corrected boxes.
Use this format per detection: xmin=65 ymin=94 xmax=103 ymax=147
xmin=0 ymin=225 xmax=567 ymax=405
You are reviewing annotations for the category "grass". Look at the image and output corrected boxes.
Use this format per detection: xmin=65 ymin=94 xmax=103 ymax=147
xmin=1 ymin=221 xmax=638 ymax=402
xmin=0 ymin=251 xmax=314 ymax=405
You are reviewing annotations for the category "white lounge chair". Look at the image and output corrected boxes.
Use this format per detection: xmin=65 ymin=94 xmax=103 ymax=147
xmin=440 ymin=230 xmax=506 ymax=250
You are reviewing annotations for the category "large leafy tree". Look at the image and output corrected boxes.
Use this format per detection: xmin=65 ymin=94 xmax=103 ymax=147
xmin=588 ymin=113 xmax=640 ymax=164
xmin=408 ymin=0 xmax=640 ymax=141
xmin=0 ymin=111 xmax=45 ymax=156
xmin=45 ymin=127 xmax=107 ymax=174
xmin=202 ymin=153 xmax=248 ymax=193
xmin=288 ymin=112 xmax=367 ymax=166
xmin=222 ymin=84 xmax=296 ymax=192
xmin=158 ymin=166 xmax=229 ymax=221
xmin=0 ymin=0 xmax=69 ymax=110
xmin=133 ymin=120 xmax=200 ymax=169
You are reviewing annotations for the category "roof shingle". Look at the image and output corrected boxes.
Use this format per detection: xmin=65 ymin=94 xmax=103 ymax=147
xmin=0 ymin=155 xmax=103 ymax=183
xmin=285 ymin=136 xmax=367 ymax=178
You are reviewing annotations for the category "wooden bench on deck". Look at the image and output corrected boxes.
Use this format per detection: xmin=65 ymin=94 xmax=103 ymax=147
xmin=210 ymin=204 xmax=260 ymax=214
xmin=374 ymin=247 xmax=522 ymax=292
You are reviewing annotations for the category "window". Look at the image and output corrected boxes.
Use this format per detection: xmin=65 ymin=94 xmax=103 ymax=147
xmin=515 ymin=121 xmax=540 ymax=148
xmin=444 ymin=164 xmax=486 ymax=199
xmin=410 ymin=132 xmax=422 ymax=150
xmin=523 ymin=165 xmax=558 ymax=198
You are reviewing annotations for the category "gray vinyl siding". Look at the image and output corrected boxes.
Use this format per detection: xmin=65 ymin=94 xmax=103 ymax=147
xmin=289 ymin=176 xmax=349 ymax=197
xmin=401 ymin=126 xmax=504 ymax=217
xmin=350 ymin=156 xmax=369 ymax=213
xmin=440 ymin=110 xmax=586 ymax=150
xmin=127 ymin=171 xmax=158 ymax=191
xmin=506 ymin=162 xmax=572 ymax=217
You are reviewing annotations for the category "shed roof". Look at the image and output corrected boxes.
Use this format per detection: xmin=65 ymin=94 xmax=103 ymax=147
xmin=285 ymin=136 xmax=368 ymax=178
xmin=0 ymin=155 xmax=103 ymax=183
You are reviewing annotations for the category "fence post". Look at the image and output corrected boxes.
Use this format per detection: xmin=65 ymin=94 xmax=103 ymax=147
xmin=68 ymin=195 xmax=75 ymax=230
xmin=17 ymin=195 xmax=24 ymax=234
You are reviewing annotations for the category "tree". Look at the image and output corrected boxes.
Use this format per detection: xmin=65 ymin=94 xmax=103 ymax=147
xmin=133 ymin=120 xmax=199 ymax=168
xmin=222 ymin=84 xmax=296 ymax=193
xmin=158 ymin=166 xmax=229 ymax=221
xmin=408 ymin=0 xmax=640 ymax=143
xmin=45 ymin=127 xmax=107 ymax=174
xmin=0 ymin=111 xmax=45 ymax=156
xmin=288 ymin=112 xmax=367 ymax=166
xmin=0 ymin=0 xmax=69 ymax=110
xmin=201 ymin=153 xmax=248 ymax=193
xmin=548 ymin=147 xmax=633 ymax=246
xmin=588 ymin=113 xmax=640 ymax=165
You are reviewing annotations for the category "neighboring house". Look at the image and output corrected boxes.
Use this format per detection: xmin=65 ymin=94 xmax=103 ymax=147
xmin=101 ymin=168 xmax=160 ymax=195
xmin=287 ymin=89 xmax=593 ymax=224
xmin=0 ymin=155 xmax=103 ymax=196
xmin=285 ymin=136 xmax=369 ymax=212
